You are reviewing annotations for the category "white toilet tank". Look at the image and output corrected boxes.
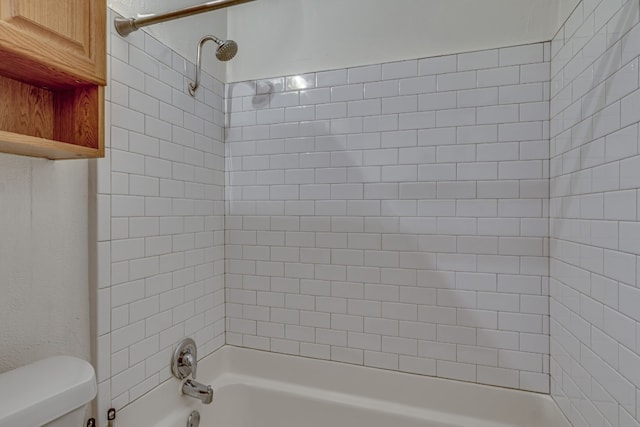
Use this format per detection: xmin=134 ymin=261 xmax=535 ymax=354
xmin=0 ymin=356 xmax=97 ymax=427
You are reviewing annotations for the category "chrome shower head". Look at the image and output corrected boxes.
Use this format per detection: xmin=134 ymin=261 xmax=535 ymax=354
xmin=214 ymin=39 xmax=238 ymax=62
xmin=189 ymin=35 xmax=239 ymax=96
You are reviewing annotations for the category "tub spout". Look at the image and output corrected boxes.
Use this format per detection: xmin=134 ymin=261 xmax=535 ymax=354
xmin=182 ymin=379 xmax=214 ymax=404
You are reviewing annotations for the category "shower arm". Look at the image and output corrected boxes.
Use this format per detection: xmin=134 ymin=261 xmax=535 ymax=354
xmin=114 ymin=0 xmax=255 ymax=37
xmin=189 ymin=36 xmax=221 ymax=97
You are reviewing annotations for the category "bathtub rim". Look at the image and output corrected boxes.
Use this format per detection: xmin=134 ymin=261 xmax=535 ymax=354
xmin=115 ymin=345 xmax=570 ymax=427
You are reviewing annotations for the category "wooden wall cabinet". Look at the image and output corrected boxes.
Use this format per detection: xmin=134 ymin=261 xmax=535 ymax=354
xmin=0 ymin=0 xmax=106 ymax=159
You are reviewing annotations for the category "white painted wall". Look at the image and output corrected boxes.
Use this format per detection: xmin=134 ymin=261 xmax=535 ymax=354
xmin=0 ymin=154 xmax=90 ymax=374
xmin=555 ymin=0 xmax=581 ymax=32
xmin=226 ymin=0 xmax=567 ymax=83
xmin=108 ymin=0 xmax=581 ymax=83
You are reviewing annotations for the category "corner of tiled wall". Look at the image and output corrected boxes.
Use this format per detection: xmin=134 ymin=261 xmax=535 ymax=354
xmin=93 ymin=9 xmax=226 ymax=426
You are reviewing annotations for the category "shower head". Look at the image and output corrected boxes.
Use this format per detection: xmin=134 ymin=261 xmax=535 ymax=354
xmin=189 ymin=35 xmax=239 ymax=96
xmin=214 ymin=38 xmax=238 ymax=62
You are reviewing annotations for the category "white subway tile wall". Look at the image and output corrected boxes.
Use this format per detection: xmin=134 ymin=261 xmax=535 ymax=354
xmin=95 ymin=11 xmax=225 ymax=424
xmin=550 ymin=0 xmax=640 ymax=426
xmin=96 ymin=3 xmax=640 ymax=424
xmin=225 ymin=43 xmax=551 ymax=392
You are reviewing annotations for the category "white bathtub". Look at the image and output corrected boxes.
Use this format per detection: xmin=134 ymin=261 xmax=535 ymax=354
xmin=116 ymin=346 xmax=570 ymax=427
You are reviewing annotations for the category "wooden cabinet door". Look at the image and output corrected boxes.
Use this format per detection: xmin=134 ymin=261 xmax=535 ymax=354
xmin=0 ymin=0 xmax=105 ymax=87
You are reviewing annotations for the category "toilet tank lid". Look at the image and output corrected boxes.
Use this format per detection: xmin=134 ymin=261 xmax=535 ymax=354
xmin=0 ymin=356 xmax=97 ymax=427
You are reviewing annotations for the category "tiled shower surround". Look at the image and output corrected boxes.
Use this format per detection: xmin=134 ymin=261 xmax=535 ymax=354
xmin=549 ymin=0 xmax=640 ymax=426
xmin=96 ymin=0 xmax=640 ymax=424
xmin=224 ymin=44 xmax=552 ymax=393
xmin=95 ymin=12 xmax=226 ymax=423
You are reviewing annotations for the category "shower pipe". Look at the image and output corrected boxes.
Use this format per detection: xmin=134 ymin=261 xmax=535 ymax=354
xmin=114 ymin=0 xmax=256 ymax=37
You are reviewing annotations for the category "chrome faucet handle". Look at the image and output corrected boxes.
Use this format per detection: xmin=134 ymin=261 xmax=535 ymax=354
xmin=183 ymin=351 xmax=197 ymax=379
xmin=172 ymin=338 xmax=198 ymax=380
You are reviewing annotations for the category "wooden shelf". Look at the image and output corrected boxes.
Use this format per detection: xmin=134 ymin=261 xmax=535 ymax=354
xmin=0 ymin=74 xmax=104 ymax=160
xmin=0 ymin=131 xmax=102 ymax=160
xmin=0 ymin=0 xmax=105 ymax=160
